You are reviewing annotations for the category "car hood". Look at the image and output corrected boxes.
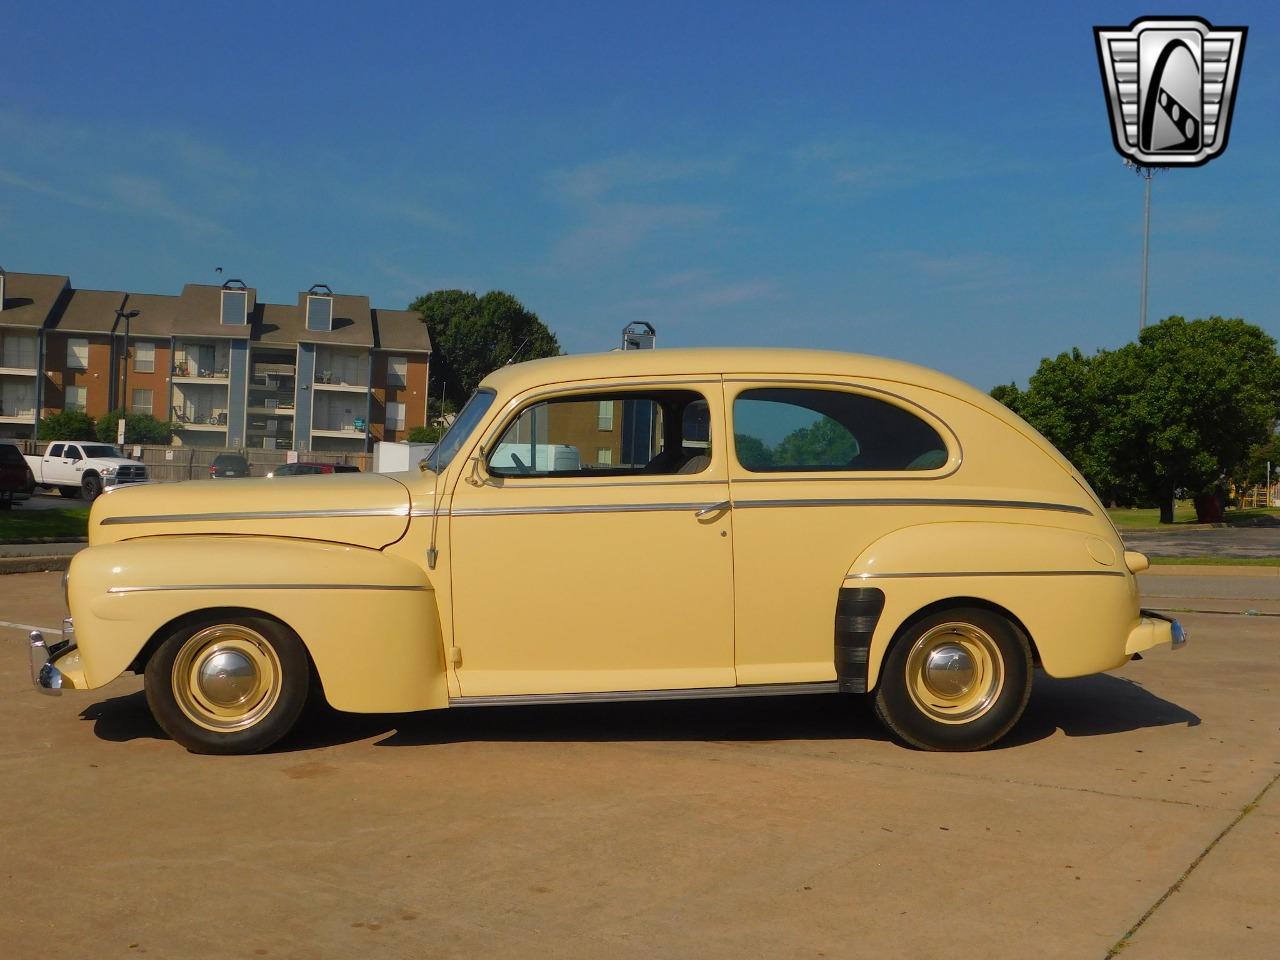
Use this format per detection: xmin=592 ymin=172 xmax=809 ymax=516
xmin=88 ymin=472 xmax=412 ymax=549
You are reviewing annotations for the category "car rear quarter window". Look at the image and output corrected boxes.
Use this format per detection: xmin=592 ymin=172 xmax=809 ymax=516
xmin=732 ymin=387 xmax=948 ymax=473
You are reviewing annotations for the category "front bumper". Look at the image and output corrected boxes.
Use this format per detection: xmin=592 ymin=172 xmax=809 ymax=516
xmin=29 ymin=618 xmax=76 ymax=696
xmin=1125 ymin=609 xmax=1188 ymax=657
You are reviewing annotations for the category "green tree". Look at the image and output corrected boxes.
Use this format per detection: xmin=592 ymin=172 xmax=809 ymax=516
xmin=733 ymin=433 xmax=774 ymax=471
xmin=995 ymin=316 xmax=1280 ymax=522
xmin=37 ymin=410 xmax=96 ymax=441
xmin=410 ymin=290 xmax=561 ymax=404
xmin=95 ymin=410 xmax=175 ymax=446
xmin=775 ymin=417 xmax=860 ymax=467
xmin=1240 ymin=431 xmax=1280 ymax=488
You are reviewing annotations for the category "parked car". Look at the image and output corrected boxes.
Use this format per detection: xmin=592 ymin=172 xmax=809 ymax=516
xmin=1 ymin=442 xmax=35 ymax=509
xmin=25 ymin=441 xmax=148 ymax=500
xmin=209 ymin=453 xmax=251 ymax=479
xmin=34 ymin=348 xmax=1184 ymax=754
xmin=266 ymin=461 xmax=360 ymax=477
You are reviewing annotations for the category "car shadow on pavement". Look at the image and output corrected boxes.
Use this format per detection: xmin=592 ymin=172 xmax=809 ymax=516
xmin=78 ymin=689 xmax=166 ymax=742
xmin=1003 ymin=672 xmax=1200 ymax=747
xmin=77 ymin=673 xmax=1200 ymax=752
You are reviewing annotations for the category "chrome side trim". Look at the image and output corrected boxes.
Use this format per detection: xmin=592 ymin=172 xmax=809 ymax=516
xmin=846 ymin=569 xmax=1125 ymax=580
xmin=451 ymin=501 xmax=718 ymax=518
xmin=106 ymin=583 xmax=428 ymax=594
xmin=449 ymin=681 xmax=841 ymax=708
xmin=736 ymin=497 xmax=1092 ymax=515
xmin=100 ymin=506 xmax=411 ymax=526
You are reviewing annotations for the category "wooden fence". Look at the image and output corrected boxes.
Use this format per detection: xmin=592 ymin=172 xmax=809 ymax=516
xmin=10 ymin=439 xmax=371 ymax=481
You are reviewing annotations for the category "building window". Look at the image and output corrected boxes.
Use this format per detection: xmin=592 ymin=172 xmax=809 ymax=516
xmin=67 ymin=338 xmax=89 ymax=370
xmin=597 ymin=400 xmax=614 ymax=430
xmin=131 ymin=388 xmax=153 ymax=415
xmin=387 ymin=355 xmax=407 ymax=387
xmin=597 ymin=447 xmax=613 ymax=466
xmin=65 ymin=385 xmax=87 ymax=412
xmin=387 ymin=401 xmax=406 ymax=432
xmin=134 ymin=341 xmax=155 ymax=373
xmin=221 ymin=289 xmax=248 ymax=326
xmin=306 ymin=295 xmax=333 ymax=332
xmin=1 ymin=331 xmax=37 ymax=369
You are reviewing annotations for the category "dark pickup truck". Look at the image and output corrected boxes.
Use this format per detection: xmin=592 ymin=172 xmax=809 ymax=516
xmin=0 ymin=443 xmax=35 ymax=509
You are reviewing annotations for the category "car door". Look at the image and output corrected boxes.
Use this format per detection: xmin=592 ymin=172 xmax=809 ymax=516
xmin=723 ymin=379 xmax=959 ymax=687
xmin=42 ymin=443 xmax=65 ymax=482
xmin=448 ymin=380 xmax=735 ymax=697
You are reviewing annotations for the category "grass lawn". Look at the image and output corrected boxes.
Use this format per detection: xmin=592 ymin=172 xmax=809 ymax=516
xmin=1150 ymin=555 xmax=1280 ymax=567
xmin=0 ymin=506 xmax=90 ymax=540
xmin=1107 ymin=501 xmax=1280 ymax=529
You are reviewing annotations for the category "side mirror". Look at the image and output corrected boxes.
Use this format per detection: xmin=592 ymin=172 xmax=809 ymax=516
xmin=464 ymin=445 xmax=487 ymax=486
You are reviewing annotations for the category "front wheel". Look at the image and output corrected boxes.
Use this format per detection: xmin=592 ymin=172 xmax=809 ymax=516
xmin=81 ymin=474 xmax=102 ymax=500
xmin=873 ymin=607 xmax=1032 ymax=751
xmin=144 ymin=615 xmax=310 ymax=754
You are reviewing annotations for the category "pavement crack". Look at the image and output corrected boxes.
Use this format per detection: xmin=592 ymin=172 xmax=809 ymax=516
xmin=1103 ymin=768 xmax=1280 ymax=958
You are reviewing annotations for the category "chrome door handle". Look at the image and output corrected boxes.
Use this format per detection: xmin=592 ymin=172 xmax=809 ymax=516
xmin=695 ymin=500 xmax=731 ymax=519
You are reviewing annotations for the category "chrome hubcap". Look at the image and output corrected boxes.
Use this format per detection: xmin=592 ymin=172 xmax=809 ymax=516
xmin=905 ymin=622 xmax=1005 ymax=724
xmin=171 ymin=625 xmax=282 ymax=732
xmin=923 ymin=643 xmax=975 ymax=698
xmin=197 ymin=650 xmax=258 ymax=707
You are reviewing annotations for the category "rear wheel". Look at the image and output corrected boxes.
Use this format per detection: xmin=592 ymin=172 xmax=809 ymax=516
xmin=873 ymin=607 xmax=1032 ymax=751
xmin=144 ymin=615 xmax=310 ymax=754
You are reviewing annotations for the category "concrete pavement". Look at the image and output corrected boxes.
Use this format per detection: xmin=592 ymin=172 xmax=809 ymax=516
xmin=1 ymin=571 xmax=1277 ymax=959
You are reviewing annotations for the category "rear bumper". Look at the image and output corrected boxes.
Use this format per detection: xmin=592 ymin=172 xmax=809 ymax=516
xmin=29 ymin=618 xmax=77 ymax=696
xmin=1125 ymin=609 xmax=1188 ymax=656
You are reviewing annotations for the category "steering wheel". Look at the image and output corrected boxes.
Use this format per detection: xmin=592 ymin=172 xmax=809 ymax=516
xmin=510 ymin=452 xmax=531 ymax=474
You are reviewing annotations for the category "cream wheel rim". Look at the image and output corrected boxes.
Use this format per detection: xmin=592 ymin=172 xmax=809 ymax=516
xmin=904 ymin=622 xmax=1004 ymax=724
xmin=171 ymin=625 xmax=282 ymax=732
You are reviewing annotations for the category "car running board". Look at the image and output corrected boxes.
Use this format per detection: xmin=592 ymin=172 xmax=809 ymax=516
xmin=449 ymin=681 xmax=842 ymax=708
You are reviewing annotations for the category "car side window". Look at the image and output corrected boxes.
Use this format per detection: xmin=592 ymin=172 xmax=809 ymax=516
xmin=48 ymin=444 xmax=65 ymax=458
xmin=732 ymin=387 xmax=947 ymax=473
xmin=488 ymin=389 xmax=711 ymax=479
xmin=66 ymin=446 xmax=82 ymax=462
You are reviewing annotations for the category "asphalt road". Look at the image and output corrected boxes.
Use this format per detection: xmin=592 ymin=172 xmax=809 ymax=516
xmin=1124 ymin=521 xmax=1280 ymax=559
xmin=1 ymin=571 xmax=1277 ymax=959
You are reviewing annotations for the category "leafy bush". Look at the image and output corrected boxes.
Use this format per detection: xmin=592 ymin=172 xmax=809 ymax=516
xmin=95 ymin=410 xmax=175 ymax=445
xmin=38 ymin=410 xmax=96 ymax=441
xmin=407 ymin=425 xmax=442 ymax=443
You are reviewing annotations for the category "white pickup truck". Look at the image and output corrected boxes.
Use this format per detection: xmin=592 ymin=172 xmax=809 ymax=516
xmin=25 ymin=441 xmax=149 ymax=500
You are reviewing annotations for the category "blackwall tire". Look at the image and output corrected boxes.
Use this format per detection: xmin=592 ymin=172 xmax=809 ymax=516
xmin=873 ymin=607 xmax=1032 ymax=752
xmin=144 ymin=615 xmax=310 ymax=755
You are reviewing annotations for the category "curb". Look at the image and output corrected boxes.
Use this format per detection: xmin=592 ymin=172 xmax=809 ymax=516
xmin=0 ymin=556 xmax=72 ymax=575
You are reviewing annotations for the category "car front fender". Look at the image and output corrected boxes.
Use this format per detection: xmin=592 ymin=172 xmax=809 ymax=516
xmin=67 ymin=535 xmax=446 ymax=713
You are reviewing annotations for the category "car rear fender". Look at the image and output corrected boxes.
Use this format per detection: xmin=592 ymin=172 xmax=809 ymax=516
xmin=844 ymin=521 xmax=1140 ymax=687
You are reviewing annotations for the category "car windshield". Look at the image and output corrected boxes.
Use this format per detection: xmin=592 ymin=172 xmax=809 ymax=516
xmin=82 ymin=445 xmax=123 ymax=458
xmin=423 ymin=389 xmax=496 ymax=473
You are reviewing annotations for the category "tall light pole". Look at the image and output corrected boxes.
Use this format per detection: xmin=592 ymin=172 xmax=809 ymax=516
xmin=1124 ymin=161 xmax=1163 ymax=333
xmin=114 ymin=308 xmax=139 ymax=446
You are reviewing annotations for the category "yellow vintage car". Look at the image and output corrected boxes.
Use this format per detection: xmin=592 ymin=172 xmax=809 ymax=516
xmin=31 ymin=348 xmax=1184 ymax=753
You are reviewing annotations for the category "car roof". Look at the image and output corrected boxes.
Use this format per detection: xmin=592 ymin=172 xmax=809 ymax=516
xmin=478 ymin=347 xmax=1081 ymax=480
xmin=480 ymin=348 xmax=978 ymax=398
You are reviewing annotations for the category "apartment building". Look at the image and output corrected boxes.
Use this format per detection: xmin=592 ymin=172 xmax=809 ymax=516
xmin=0 ymin=268 xmax=430 ymax=452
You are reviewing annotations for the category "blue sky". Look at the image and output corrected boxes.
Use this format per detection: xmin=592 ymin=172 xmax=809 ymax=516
xmin=3 ymin=1 xmax=1276 ymax=390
